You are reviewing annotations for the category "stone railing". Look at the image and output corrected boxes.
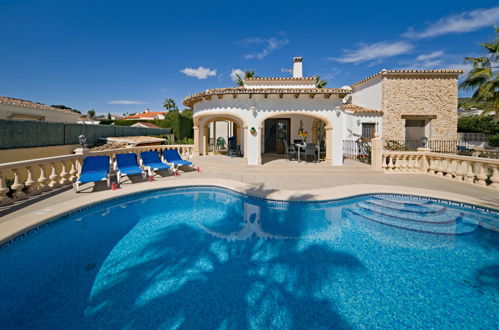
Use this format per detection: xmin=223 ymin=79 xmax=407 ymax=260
xmin=379 ymin=150 xmax=499 ymax=189
xmin=0 ymin=145 xmax=194 ymax=206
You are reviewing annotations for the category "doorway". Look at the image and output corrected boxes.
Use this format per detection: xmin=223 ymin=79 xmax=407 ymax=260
xmin=264 ymin=118 xmax=290 ymax=154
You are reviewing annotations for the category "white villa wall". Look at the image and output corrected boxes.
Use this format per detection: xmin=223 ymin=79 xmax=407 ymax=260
xmin=343 ymin=112 xmax=383 ymax=140
xmin=244 ymin=80 xmax=316 ymax=89
xmin=351 ymin=76 xmax=382 ymax=110
xmin=0 ymin=103 xmax=79 ymax=123
xmin=194 ymin=94 xmax=344 ymax=165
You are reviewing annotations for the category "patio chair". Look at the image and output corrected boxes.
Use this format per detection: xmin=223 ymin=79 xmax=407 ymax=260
xmin=115 ymin=153 xmax=146 ymax=184
xmin=140 ymin=151 xmax=173 ymax=177
xmin=282 ymin=140 xmax=297 ymax=160
xmin=303 ymin=143 xmax=317 ymax=162
xmin=216 ymin=137 xmax=226 ymax=150
xmin=74 ymin=155 xmax=110 ymax=192
xmin=228 ymin=137 xmax=241 ymax=157
xmin=162 ymin=149 xmax=193 ymax=170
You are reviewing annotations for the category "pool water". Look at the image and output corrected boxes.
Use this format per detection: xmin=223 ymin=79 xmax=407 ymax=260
xmin=0 ymin=186 xmax=498 ymax=329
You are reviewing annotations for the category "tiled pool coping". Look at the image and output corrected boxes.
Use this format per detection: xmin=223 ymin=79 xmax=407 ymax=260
xmin=1 ymin=178 xmax=498 ymax=246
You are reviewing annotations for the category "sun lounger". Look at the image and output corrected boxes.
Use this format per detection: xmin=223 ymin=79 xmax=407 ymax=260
xmin=74 ymin=155 xmax=110 ymax=192
xmin=162 ymin=149 xmax=193 ymax=170
xmin=115 ymin=153 xmax=146 ymax=184
xmin=140 ymin=151 xmax=173 ymax=177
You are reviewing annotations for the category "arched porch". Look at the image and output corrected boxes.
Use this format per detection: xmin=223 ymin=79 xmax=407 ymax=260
xmin=193 ymin=113 xmax=247 ymax=158
xmin=257 ymin=112 xmax=334 ymax=165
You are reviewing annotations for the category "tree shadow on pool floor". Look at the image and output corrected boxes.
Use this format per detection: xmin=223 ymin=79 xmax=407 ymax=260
xmin=83 ymin=203 xmax=366 ymax=329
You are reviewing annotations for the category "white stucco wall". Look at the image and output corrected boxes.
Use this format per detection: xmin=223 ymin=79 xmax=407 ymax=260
xmin=343 ymin=112 xmax=383 ymax=140
xmin=351 ymin=76 xmax=382 ymax=110
xmin=193 ymin=94 xmax=345 ymax=166
xmin=0 ymin=104 xmax=79 ymax=123
xmin=244 ymin=80 xmax=316 ymax=89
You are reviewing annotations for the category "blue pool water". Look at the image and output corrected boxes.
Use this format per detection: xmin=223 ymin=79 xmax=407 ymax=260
xmin=0 ymin=186 xmax=498 ymax=329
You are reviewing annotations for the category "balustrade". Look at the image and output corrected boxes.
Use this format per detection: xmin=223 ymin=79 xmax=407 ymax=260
xmin=0 ymin=145 xmax=194 ymax=206
xmin=380 ymin=151 xmax=499 ymax=190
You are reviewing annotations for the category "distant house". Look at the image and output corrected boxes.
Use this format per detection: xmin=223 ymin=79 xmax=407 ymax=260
xmin=131 ymin=122 xmax=162 ymax=129
xmin=122 ymin=109 xmax=167 ymax=120
xmin=0 ymin=96 xmax=80 ymax=123
xmin=77 ymin=118 xmax=100 ymax=125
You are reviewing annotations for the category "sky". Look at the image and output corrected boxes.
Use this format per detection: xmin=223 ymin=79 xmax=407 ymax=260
xmin=0 ymin=0 xmax=498 ymax=116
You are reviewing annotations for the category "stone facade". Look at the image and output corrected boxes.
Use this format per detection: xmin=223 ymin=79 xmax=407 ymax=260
xmin=381 ymin=74 xmax=459 ymax=140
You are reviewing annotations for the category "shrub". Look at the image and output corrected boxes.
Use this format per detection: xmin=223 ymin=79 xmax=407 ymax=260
xmin=488 ymin=134 xmax=499 ymax=147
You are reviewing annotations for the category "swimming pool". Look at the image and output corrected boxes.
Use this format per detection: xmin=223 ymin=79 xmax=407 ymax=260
xmin=0 ymin=186 xmax=497 ymax=329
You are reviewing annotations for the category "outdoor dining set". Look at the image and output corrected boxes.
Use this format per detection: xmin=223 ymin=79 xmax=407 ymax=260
xmin=282 ymin=140 xmax=325 ymax=163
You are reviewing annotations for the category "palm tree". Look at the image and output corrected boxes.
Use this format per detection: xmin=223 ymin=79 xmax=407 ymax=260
xmin=315 ymin=75 xmax=328 ymax=88
xmin=235 ymin=70 xmax=256 ymax=86
xmin=460 ymin=27 xmax=499 ymax=121
xmin=87 ymin=109 xmax=96 ymax=119
xmin=163 ymin=98 xmax=178 ymax=112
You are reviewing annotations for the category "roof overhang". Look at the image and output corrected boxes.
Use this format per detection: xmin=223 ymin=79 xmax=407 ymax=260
xmin=352 ymin=69 xmax=464 ymax=86
xmin=183 ymin=87 xmax=351 ymax=107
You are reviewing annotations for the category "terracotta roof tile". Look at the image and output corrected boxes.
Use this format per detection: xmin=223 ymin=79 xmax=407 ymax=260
xmin=0 ymin=96 xmax=79 ymax=115
xmin=351 ymin=69 xmax=464 ymax=86
xmin=183 ymin=87 xmax=351 ymax=107
xmin=343 ymin=104 xmax=383 ymax=114
xmin=244 ymin=77 xmax=316 ymax=81
xmin=132 ymin=122 xmax=162 ymax=129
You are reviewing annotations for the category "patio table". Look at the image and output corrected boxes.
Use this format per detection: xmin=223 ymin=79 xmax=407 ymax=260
xmin=294 ymin=143 xmax=320 ymax=162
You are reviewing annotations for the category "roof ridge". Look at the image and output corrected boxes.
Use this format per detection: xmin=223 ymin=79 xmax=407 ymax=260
xmin=351 ymin=69 xmax=464 ymax=86
xmin=0 ymin=95 xmax=79 ymax=115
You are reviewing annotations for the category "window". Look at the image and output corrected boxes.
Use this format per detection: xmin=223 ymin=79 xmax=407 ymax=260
xmin=361 ymin=123 xmax=376 ymax=139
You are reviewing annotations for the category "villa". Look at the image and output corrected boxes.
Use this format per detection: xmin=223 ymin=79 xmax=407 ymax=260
xmin=122 ymin=109 xmax=167 ymax=120
xmin=0 ymin=96 xmax=80 ymax=123
xmin=183 ymin=57 xmax=462 ymax=165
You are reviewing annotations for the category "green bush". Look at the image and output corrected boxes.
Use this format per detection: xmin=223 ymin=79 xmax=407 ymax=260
xmin=458 ymin=116 xmax=499 ymax=134
xmin=488 ymin=134 xmax=499 ymax=147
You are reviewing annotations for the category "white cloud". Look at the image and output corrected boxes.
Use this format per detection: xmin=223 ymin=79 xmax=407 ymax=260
xmin=230 ymin=69 xmax=245 ymax=81
xmin=240 ymin=37 xmax=289 ymax=60
xmin=415 ymin=50 xmax=444 ymax=61
xmin=403 ymin=6 xmax=499 ymax=39
xmin=329 ymin=41 xmax=413 ymax=64
xmin=108 ymin=100 xmax=147 ymax=105
xmin=180 ymin=66 xmax=217 ymax=79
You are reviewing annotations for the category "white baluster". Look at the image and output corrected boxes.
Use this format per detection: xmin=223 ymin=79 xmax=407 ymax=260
xmin=0 ymin=171 xmax=9 ymax=204
xmin=24 ymin=166 xmax=36 ymax=193
xmin=11 ymin=168 xmax=26 ymax=199
xmin=464 ymin=161 xmax=475 ymax=183
xmin=489 ymin=166 xmax=499 ymax=189
xmin=37 ymin=164 xmax=48 ymax=192
xmin=428 ymin=156 xmax=435 ymax=174
xmin=475 ymin=163 xmax=488 ymax=186
xmin=444 ymin=159 xmax=454 ymax=179
xmin=393 ymin=155 xmax=400 ymax=171
xmin=59 ymin=160 xmax=69 ymax=185
xmin=435 ymin=158 xmax=444 ymax=176
xmin=48 ymin=162 xmax=59 ymax=188
xmin=454 ymin=160 xmax=464 ymax=181
xmin=69 ymin=160 xmax=77 ymax=182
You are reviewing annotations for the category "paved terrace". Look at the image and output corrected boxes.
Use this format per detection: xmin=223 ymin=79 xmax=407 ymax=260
xmin=2 ymin=155 xmax=498 ymax=228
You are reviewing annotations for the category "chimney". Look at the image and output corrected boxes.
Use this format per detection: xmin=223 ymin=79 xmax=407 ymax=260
xmin=292 ymin=57 xmax=303 ymax=78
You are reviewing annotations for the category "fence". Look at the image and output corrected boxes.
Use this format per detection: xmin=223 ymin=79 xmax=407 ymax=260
xmin=384 ymin=139 xmax=499 ymax=159
xmin=0 ymin=120 xmax=173 ymax=149
xmin=343 ymin=139 xmax=371 ymax=164
xmin=457 ymin=132 xmax=489 ymax=142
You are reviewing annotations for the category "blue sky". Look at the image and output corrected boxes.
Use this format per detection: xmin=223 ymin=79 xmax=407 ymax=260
xmin=1 ymin=0 xmax=498 ymax=115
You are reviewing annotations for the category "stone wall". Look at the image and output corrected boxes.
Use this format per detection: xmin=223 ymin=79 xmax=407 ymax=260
xmin=382 ymin=74 xmax=458 ymax=140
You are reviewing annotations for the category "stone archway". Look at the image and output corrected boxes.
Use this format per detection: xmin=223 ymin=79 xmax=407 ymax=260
xmin=194 ymin=112 xmax=248 ymax=158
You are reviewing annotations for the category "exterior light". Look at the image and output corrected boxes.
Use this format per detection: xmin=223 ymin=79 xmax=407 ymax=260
xmin=421 ymin=136 xmax=428 ymax=148
xmin=78 ymin=135 xmax=87 ymax=147
xmin=250 ymin=106 xmax=257 ymax=117
xmin=357 ymin=119 xmax=361 ymax=126
xmin=335 ymin=106 xmax=341 ymax=116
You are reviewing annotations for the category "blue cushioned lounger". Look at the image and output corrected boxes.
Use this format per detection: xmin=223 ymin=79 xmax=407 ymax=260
xmin=75 ymin=155 xmax=110 ymax=192
xmin=140 ymin=151 xmax=172 ymax=177
xmin=162 ymin=149 xmax=193 ymax=170
xmin=115 ymin=153 xmax=146 ymax=184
